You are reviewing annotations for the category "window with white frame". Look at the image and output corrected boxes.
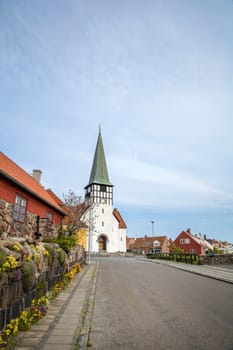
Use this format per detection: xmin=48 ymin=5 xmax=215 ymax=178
xmin=180 ymin=238 xmax=190 ymax=244
xmin=153 ymin=240 xmax=160 ymax=247
xmin=190 ymin=248 xmax=196 ymax=254
xmin=46 ymin=211 xmax=53 ymax=223
xmin=13 ymin=195 xmax=27 ymax=222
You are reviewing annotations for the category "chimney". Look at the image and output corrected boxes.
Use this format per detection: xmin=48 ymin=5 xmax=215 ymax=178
xmin=33 ymin=169 xmax=42 ymax=183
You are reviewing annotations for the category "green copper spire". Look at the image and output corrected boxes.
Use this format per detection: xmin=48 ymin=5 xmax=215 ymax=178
xmin=87 ymin=128 xmax=112 ymax=186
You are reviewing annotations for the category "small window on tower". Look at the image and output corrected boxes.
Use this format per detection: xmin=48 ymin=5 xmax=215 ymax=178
xmin=100 ymin=185 xmax=106 ymax=192
xmin=102 ymin=221 xmax=104 ymax=226
xmin=102 ymin=208 xmax=104 ymax=214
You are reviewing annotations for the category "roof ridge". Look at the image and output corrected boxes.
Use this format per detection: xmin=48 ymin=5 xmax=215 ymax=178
xmin=0 ymin=151 xmax=65 ymax=214
xmin=0 ymin=151 xmax=45 ymax=188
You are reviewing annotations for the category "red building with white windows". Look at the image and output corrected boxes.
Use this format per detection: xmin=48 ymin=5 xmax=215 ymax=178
xmin=173 ymin=229 xmax=213 ymax=256
xmin=0 ymin=152 xmax=65 ymax=238
xmin=126 ymin=235 xmax=170 ymax=254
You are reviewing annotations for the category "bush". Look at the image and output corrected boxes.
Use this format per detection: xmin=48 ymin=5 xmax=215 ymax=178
xmin=21 ymin=260 xmax=37 ymax=291
xmin=44 ymin=237 xmax=76 ymax=253
xmin=57 ymin=248 xmax=67 ymax=265
xmin=43 ymin=243 xmax=56 ymax=266
xmin=0 ymin=249 xmax=7 ymax=266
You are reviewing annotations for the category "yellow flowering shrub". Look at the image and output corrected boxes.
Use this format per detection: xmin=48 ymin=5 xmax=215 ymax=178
xmin=4 ymin=318 xmax=19 ymax=337
xmin=18 ymin=310 xmax=31 ymax=331
xmin=2 ymin=255 xmax=18 ymax=272
xmin=0 ymin=332 xmax=7 ymax=348
xmin=2 ymin=296 xmax=50 ymax=347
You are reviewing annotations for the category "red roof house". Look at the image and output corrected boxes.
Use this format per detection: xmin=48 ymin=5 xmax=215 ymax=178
xmin=126 ymin=237 xmax=135 ymax=251
xmin=0 ymin=152 xmax=65 ymax=239
xmin=173 ymin=229 xmax=213 ymax=256
xmin=129 ymin=235 xmax=170 ymax=254
xmin=113 ymin=208 xmax=127 ymax=229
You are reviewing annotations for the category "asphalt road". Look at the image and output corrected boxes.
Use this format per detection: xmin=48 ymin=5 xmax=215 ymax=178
xmin=90 ymin=258 xmax=233 ymax=350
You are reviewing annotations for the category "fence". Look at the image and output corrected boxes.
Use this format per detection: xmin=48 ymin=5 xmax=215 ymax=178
xmin=0 ymin=266 xmax=64 ymax=330
xmin=0 ymin=245 xmax=85 ymax=332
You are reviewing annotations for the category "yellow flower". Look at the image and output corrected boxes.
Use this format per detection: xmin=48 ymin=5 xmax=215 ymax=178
xmin=12 ymin=242 xmax=21 ymax=252
xmin=43 ymin=250 xmax=49 ymax=256
xmin=4 ymin=329 xmax=10 ymax=337
xmin=2 ymin=255 xmax=18 ymax=271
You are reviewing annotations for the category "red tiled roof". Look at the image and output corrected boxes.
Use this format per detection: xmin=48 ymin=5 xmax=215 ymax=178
xmin=126 ymin=236 xmax=135 ymax=249
xmin=47 ymin=189 xmax=65 ymax=207
xmin=133 ymin=235 xmax=167 ymax=248
xmin=0 ymin=152 xmax=65 ymax=214
xmin=113 ymin=208 xmax=127 ymax=229
xmin=47 ymin=189 xmax=88 ymax=227
xmin=46 ymin=188 xmax=69 ymax=222
xmin=62 ymin=202 xmax=88 ymax=226
xmin=211 ymin=239 xmax=220 ymax=245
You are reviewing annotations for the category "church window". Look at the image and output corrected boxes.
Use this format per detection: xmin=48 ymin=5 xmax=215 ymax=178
xmin=102 ymin=221 xmax=104 ymax=226
xmin=102 ymin=208 xmax=104 ymax=214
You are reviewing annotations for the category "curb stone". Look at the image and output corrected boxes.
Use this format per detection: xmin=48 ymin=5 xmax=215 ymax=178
xmin=141 ymin=258 xmax=233 ymax=284
xmin=75 ymin=262 xmax=98 ymax=350
xmin=15 ymin=263 xmax=91 ymax=350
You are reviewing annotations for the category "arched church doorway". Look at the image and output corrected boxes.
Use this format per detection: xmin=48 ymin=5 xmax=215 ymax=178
xmin=98 ymin=235 xmax=107 ymax=251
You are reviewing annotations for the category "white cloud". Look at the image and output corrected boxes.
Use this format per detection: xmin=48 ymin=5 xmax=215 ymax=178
xmin=1 ymin=0 xmax=233 ymax=241
xmin=110 ymin=155 xmax=233 ymax=209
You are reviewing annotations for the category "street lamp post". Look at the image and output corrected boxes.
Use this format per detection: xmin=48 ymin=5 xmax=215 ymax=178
xmin=151 ymin=220 xmax=154 ymax=253
xmin=151 ymin=220 xmax=154 ymax=236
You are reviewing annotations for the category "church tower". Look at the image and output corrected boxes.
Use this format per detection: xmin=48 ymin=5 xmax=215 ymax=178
xmin=84 ymin=127 xmax=113 ymax=206
xmin=84 ymin=128 xmax=126 ymax=253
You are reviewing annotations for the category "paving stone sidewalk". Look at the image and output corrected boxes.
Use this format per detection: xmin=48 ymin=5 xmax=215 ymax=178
xmin=15 ymin=262 xmax=97 ymax=350
xmin=143 ymin=258 xmax=233 ymax=284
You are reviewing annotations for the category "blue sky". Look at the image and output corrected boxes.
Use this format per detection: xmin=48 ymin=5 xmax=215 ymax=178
xmin=0 ymin=0 xmax=233 ymax=242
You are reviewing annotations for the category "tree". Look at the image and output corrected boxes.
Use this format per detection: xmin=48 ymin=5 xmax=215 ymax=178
xmin=62 ymin=189 xmax=89 ymax=237
xmin=213 ymin=246 xmax=220 ymax=255
xmin=170 ymin=243 xmax=185 ymax=254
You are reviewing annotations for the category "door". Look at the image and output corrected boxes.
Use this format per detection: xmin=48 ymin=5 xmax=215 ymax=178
xmin=98 ymin=235 xmax=106 ymax=251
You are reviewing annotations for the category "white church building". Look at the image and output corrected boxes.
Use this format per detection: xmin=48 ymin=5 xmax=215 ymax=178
xmin=83 ymin=129 xmax=127 ymax=253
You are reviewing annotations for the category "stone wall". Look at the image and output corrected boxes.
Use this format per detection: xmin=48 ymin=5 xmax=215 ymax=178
xmin=0 ymin=199 xmax=60 ymax=239
xmin=0 ymin=239 xmax=85 ymax=331
xmin=200 ymin=254 xmax=233 ymax=265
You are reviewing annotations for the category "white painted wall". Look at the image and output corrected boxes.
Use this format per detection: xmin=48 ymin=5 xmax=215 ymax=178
xmin=83 ymin=203 xmax=126 ymax=253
